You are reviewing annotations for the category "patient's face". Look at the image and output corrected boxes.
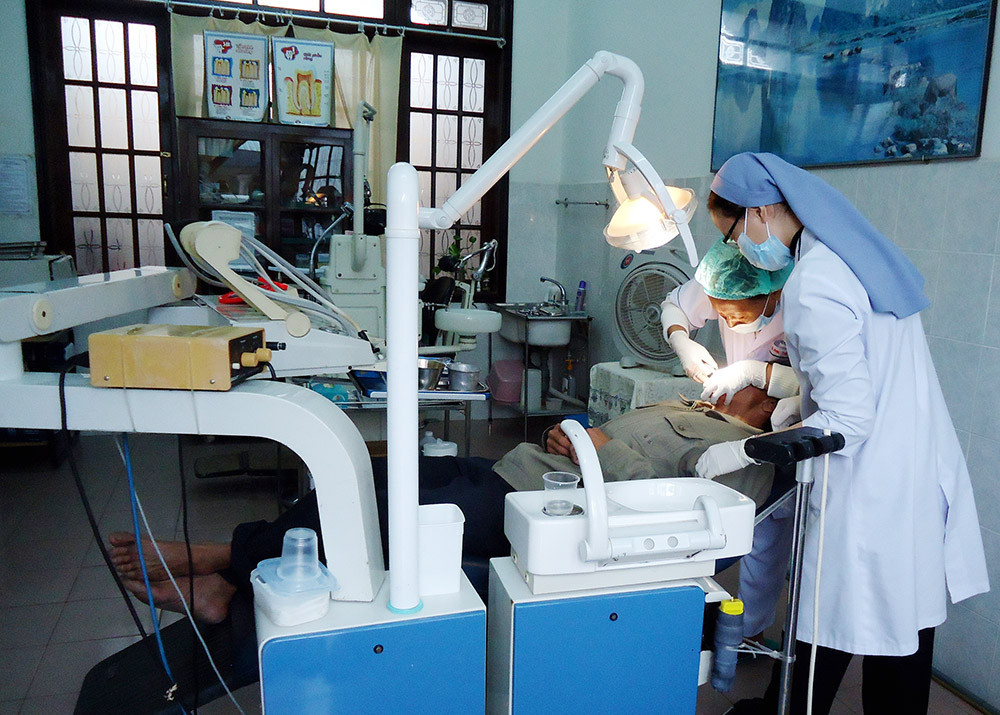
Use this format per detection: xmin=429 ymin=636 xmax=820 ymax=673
xmin=712 ymin=385 xmax=774 ymax=430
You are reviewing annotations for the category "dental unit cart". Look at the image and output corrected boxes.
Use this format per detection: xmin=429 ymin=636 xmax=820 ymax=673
xmin=486 ymin=420 xmax=755 ymax=714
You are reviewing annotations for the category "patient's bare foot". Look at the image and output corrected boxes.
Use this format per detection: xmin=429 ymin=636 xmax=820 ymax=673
xmin=110 ymin=532 xmax=231 ymax=582
xmin=122 ymin=573 xmax=236 ymax=625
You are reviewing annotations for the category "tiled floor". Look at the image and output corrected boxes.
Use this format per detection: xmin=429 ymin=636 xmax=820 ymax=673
xmin=0 ymin=419 xmax=985 ymax=714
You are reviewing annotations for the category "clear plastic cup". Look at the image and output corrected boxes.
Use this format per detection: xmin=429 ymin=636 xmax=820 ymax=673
xmin=543 ymin=471 xmax=580 ymax=516
xmin=276 ymin=527 xmax=321 ymax=582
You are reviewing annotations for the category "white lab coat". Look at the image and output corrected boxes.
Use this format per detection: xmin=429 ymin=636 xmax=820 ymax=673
xmin=783 ymin=229 xmax=989 ymax=655
xmin=665 ymin=279 xmax=789 ymax=366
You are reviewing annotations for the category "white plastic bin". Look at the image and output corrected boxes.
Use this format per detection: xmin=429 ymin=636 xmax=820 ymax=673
xmin=418 ymin=503 xmax=465 ymax=596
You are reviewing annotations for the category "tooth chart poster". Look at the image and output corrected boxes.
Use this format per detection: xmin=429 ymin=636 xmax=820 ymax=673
xmin=203 ymin=31 xmax=269 ymax=122
xmin=272 ymin=37 xmax=335 ymax=127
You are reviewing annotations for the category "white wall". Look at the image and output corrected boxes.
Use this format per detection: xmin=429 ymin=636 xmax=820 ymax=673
xmin=0 ymin=0 xmax=39 ymax=245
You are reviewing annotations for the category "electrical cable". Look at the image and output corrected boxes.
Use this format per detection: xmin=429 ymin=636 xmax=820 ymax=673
xmin=57 ymin=360 xmax=152 ymax=641
xmin=177 ymin=436 xmax=199 ymax=714
xmin=243 ymin=235 xmax=363 ymax=333
xmin=805 ymin=440 xmax=832 ymax=715
xmin=130 ymin=486 xmax=249 ymax=715
xmin=265 ymin=361 xmax=277 ymax=380
xmin=122 ymin=434 xmax=186 ymax=713
xmin=164 ymin=223 xmax=227 ymax=288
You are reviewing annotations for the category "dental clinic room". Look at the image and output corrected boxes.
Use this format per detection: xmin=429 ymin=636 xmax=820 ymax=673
xmin=4 ymin=0 xmax=1000 ymax=713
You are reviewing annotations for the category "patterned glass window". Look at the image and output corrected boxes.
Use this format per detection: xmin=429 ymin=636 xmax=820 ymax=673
xmin=59 ymin=17 xmax=165 ymax=274
xmin=407 ymin=49 xmax=488 ymax=286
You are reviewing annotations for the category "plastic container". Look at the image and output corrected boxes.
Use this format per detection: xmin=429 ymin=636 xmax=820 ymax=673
xmin=448 ymin=362 xmax=480 ymax=391
xmin=574 ymin=280 xmax=587 ymax=312
xmin=711 ymin=598 xmax=744 ymax=692
xmin=422 ymin=438 xmax=459 ymax=457
xmin=524 ymin=368 xmax=542 ymax=412
xmin=419 ymin=430 xmax=436 ymax=448
xmin=542 ymin=471 xmax=580 ymax=516
xmin=418 ymin=503 xmax=465 ymax=596
xmin=251 ymin=527 xmax=337 ymax=627
xmin=487 ymin=359 xmax=523 ymax=404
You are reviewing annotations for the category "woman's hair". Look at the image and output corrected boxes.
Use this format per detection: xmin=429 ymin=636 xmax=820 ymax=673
xmin=707 ymin=190 xmax=792 ymax=220
xmin=707 ymin=190 xmax=744 ymax=219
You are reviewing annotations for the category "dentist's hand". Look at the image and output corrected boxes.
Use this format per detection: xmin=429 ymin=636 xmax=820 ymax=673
xmin=667 ymin=331 xmax=718 ymax=383
xmin=695 ymin=438 xmax=758 ymax=480
xmin=700 ymin=360 xmax=768 ymax=404
xmin=771 ymin=395 xmax=802 ymax=430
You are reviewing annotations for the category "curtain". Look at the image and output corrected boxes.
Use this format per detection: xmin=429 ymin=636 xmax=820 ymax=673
xmin=170 ymin=14 xmax=401 ymax=204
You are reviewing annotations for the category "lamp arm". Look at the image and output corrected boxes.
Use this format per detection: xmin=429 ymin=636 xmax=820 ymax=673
xmin=612 ymin=141 xmax=699 ymax=267
xmin=419 ymin=51 xmax=644 ymax=231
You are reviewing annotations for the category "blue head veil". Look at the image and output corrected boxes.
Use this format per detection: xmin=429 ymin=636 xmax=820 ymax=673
xmin=711 ymin=152 xmax=928 ymax=318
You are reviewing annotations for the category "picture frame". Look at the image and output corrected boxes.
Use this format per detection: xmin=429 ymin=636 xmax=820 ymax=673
xmin=711 ymin=1 xmax=998 ymax=170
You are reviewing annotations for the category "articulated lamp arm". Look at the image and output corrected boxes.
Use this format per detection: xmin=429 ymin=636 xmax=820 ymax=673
xmin=384 ymin=51 xmax=690 ymax=613
xmin=419 ymin=51 xmax=645 ymax=231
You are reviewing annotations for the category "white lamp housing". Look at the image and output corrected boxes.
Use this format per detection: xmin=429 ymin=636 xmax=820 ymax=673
xmin=604 ymin=144 xmax=700 ymax=266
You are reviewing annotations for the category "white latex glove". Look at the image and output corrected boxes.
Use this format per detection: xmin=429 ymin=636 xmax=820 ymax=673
xmin=700 ymin=360 xmax=767 ymax=405
xmin=771 ymin=395 xmax=802 ymax=430
xmin=695 ymin=438 xmax=757 ymax=480
xmin=667 ymin=331 xmax=718 ymax=383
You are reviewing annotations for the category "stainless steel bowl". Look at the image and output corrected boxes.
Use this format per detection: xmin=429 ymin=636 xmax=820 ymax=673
xmin=447 ymin=362 xmax=480 ymax=391
xmin=417 ymin=358 xmax=446 ymax=390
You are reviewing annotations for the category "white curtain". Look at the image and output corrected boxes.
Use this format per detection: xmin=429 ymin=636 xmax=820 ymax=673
xmin=170 ymin=14 xmax=401 ymax=203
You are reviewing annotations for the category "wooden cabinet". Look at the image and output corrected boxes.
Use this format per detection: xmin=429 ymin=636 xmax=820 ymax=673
xmin=176 ymin=118 xmax=353 ymax=266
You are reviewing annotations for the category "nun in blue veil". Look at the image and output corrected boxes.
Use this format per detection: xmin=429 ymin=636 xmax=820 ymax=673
xmin=696 ymin=152 xmax=988 ymax=714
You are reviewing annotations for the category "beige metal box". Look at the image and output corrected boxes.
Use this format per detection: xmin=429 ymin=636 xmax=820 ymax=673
xmin=89 ymin=324 xmax=267 ymax=391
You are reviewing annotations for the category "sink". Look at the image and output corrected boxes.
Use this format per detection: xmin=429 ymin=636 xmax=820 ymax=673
xmin=434 ymin=308 xmax=501 ymax=335
xmin=492 ymin=302 xmax=575 ymax=346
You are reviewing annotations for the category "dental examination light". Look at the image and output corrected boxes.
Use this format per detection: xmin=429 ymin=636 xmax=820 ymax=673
xmin=385 ymin=50 xmax=697 ymax=612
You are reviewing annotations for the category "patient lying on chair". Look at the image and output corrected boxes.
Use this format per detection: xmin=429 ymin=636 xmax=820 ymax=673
xmin=110 ymin=385 xmax=778 ymax=623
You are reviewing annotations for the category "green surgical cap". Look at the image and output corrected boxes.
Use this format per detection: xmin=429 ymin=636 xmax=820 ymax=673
xmin=694 ymin=238 xmax=793 ymax=300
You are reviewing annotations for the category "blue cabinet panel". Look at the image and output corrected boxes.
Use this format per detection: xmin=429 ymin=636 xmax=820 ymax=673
xmin=261 ymin=611 xmax=486 ymax=714
xmin=511 ymin=586 xmax=703 ymax=715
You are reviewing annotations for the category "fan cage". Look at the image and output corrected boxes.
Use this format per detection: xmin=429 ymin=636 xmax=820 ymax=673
xmin=614 ymin=261 xmax=692 ymax=366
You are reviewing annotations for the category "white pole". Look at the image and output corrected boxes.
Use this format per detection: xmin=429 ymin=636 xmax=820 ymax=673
xmin=385 ymin=162 xmax=422 ymax=612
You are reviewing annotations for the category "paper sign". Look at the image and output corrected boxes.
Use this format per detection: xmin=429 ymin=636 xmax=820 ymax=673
xmin=272 ymin=37 xmax=334 ymax=126
xmin=204 ymin=31 xmax=268 ymax=122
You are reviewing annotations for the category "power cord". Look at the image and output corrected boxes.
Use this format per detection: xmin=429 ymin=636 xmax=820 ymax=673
xmin=127 ymin=472 xmax=249 ymax=715
xmin=177 ymin=435 xmax=199 ymax=714
xmin=122 ymin=434 xmax=187 ymax=714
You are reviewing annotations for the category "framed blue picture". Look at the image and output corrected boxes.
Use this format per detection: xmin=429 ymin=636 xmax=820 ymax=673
xmin=711 ymin=1 xmax=998 ymax=170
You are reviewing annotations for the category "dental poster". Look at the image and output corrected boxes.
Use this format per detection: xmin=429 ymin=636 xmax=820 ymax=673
xmin=204 ymin=31 xmax=268 ymax=122
xmin=271 ymin=37 xmax=334 ymax=126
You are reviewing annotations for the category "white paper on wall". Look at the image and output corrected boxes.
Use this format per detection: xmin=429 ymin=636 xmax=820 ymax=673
xmin=271 ymin=37 xmax=334 ymax=126
xmin=204 ymin=31 xmax=268 ymax=122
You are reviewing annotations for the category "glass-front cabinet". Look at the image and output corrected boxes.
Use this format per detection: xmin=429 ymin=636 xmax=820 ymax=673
xmin=176 ymin=118 xmax=353 ymax=266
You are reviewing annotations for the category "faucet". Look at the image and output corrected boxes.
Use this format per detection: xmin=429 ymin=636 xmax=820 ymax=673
xmin=539 ymin=276 xmax=567 ymax=306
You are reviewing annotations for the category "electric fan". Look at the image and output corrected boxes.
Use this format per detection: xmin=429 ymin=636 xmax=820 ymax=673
xmin=614 ymin=261 xmax=693 ymax=370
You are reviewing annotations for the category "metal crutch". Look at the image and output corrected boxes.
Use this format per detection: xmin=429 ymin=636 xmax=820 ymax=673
xmin=741 ymin=428 xmax=845 ymax=715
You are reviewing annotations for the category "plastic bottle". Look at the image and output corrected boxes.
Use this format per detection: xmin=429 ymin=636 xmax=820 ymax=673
xmin=710 ymin=598 xmax=744 ymax=692
xmin=419 ymin=430 xmax=436 ymax=449
xmin=561 ymin=358 xmax=577 ymax=400
xmin=574 ymin=280 xmax=587 ymax=312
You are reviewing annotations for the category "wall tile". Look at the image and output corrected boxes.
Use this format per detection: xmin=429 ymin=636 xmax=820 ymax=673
xmin=852 ymin=165 xmax=901 ymax=238
xmin=983 ymin=256 xmax=1000 ymax=349
xmin=943 ymin=161 xmax=1000 ymax=255
xmin=934 ymin=601 xmax=998 ymax=703
xmin=927 ymin=337 xmax=982 ymax=434
xmin=892 ymin=162 xmax=950 ymax=251
xmin=931 ymin=252 xmax=991 ymax=343
xmin=965 ymin=434 xmax=1000 ymax=535
xmin=970 ymin=346 xmax=1000 ymax=440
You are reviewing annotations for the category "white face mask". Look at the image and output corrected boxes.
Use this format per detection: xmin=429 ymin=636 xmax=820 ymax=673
xmin=736 ymin=208 xmax=792 ymax=271
xmin=727 ymin=293 xmax=776 ymax=334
